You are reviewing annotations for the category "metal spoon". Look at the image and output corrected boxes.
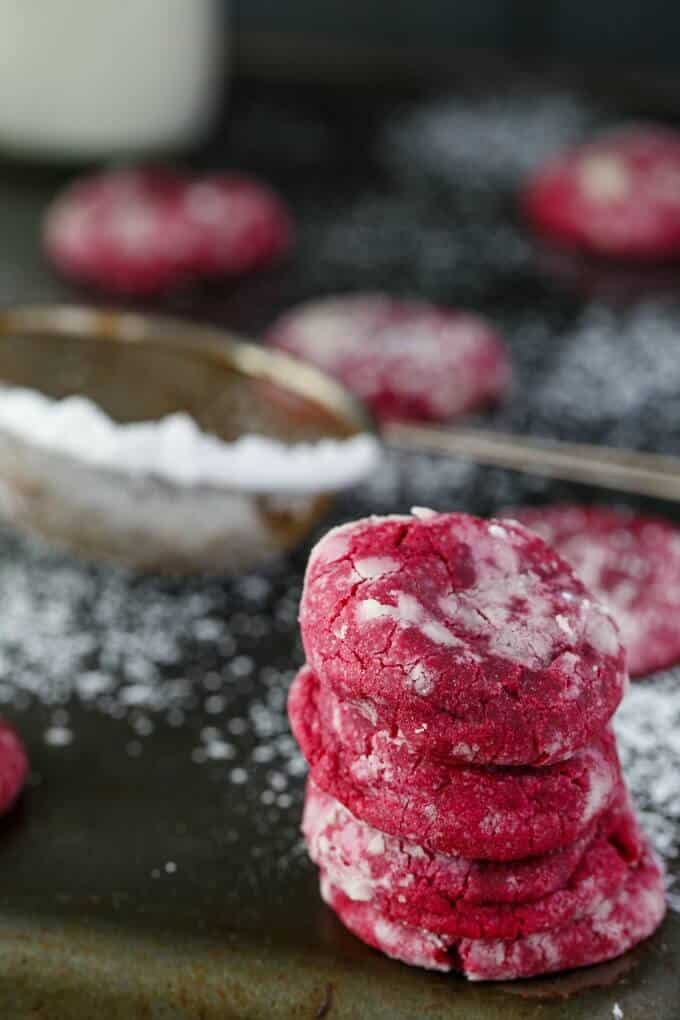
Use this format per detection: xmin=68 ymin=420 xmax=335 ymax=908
xmin=0 ymin=304 xmax=678 ymax=573
xmin=0 ymin=305 xmax=370 ymax=572
xmin=384 ymin=422 xmax=680 ymax=503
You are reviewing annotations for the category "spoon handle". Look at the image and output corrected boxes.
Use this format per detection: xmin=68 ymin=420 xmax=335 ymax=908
xmin=383 ymin=423 xmax=680 ymax=502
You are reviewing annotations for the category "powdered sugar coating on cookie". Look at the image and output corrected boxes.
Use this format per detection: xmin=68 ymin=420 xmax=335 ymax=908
xmin=523 ymin=126 xmax=680 ymax=260
xmin=322 ymin=844 xmax=665 ymax=978
xmin=44 ymin=167 xmax=291 ymax=295
xmin=304 ymin=780 xmax=640 ymax=939
xmin=290 ymin=666 xmax=622 ymax=860
xmin=509 ymin=505 xmax=680 ymax=678
xmin=266 ymin=294 xmax=509 ymax=424
xmin=300 ymin=510 xmax=626 ymax=765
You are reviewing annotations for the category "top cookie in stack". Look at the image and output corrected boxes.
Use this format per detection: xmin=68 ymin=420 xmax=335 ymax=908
xmin=289 ymin=508 xmax=665 ymax=979
xmin=300 ymin=507 xmax=625 ymax=767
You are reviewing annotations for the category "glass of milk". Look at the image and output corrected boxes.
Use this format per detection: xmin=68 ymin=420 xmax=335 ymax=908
xmin=0 ymin=0 xmax=226 ymax=160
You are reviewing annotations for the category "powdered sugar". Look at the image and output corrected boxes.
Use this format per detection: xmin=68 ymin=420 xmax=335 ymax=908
xmin=372 ymin=916 xmax=449 ymax=972
xmin=357 ymin=592 xmax=460 ymax=648
xmin=438 ymin=571 xmax=616 ymax=671
xmin=615 ymin=675 xmax=680 ymax=869
xmin=366 ymin=832 xmax=385 ymax=855
xmin=0 ymin=528 xmax=309 ymax=862
xmin=266 ymin=292 xmax=508 ymax=424
xmin=0 ymin=386 xmax=379 ymax=493
xmin=2 ymin=79 xmax=680 ymax=973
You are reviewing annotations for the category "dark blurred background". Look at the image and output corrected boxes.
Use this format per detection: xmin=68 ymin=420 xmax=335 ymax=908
xmin=233 ymin=2 xmax=680 ymax=80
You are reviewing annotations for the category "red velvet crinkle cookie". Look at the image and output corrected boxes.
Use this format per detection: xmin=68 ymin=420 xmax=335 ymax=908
xmin=290 ymin=667 xmax=621 ymax=860
xmin=523 ymin=127 xmax=680 ymax=260
xmin=44 ymin=167 xmax=292 ymax=295
xmin=305 ymin=780 xmax=634 ymax=908
xmin=321 ymin=843 xmax=665 ymax=978
xmin=0 ymin=720 xmax=28 ymax=814
xmin=300 ymin=510 xmax=626 ymax=766
xmin=265 ymin=294 xmax=510 ymax=423
xmin=304 ymin=780 xmax=641 ymax=940
xmin=180 ymin=174 xmax=292 ymax=276
xmin=507 ymin=505 xmax=680 ymax=679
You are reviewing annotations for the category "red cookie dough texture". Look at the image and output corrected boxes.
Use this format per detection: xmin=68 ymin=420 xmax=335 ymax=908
xmin=523 ymin=127 xmax=680 ymax=261
xmin=0 ymin=720 xmax=28 ymax=815
xmin=508 ymin=505 xmax=680 ymax=679
xmin=290 ymin=509 xmax=665 ymax=979
xmin=304 ymin=780 xmax=640 ymax=940
xmin=44 ymin=167 xmax=292 ymax=295
xmin=290 ymin=666 xmax=621 ymax=860
xmin=265 ymin=294 xmax=510 ymax=423
xmin=321 ymin=845 xmax=665 ymax=979
xmin=300 ymin=510 xmax=626 ymax=766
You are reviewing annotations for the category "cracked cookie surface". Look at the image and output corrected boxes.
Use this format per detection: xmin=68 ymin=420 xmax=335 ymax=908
xmin=290 ymin=665 xmax=621 ymax=860
xmin=300 ymin=510 xmax=626 ymax=766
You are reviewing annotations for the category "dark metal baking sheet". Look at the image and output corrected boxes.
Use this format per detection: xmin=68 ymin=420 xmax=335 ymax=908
xmin=0 ymin=74 xmax=678 ymax=1017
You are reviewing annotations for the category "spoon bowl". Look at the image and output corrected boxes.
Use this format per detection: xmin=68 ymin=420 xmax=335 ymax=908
xmin=0 ymin=306 xmax=373 ymax=573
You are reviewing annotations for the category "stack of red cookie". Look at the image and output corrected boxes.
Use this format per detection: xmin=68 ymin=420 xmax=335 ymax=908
xmin=289 ymin=509 xmax=666 ymax=979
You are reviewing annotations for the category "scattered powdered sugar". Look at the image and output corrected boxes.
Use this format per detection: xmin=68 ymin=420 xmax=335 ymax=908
xmin=615 ymin=673 xmax=680 ymax=905
xmin=581 ymin=756 xmax=616 ymax=825
xmin=357 ymin=593 xmax=460 ymax=648
xmin=534 ymin=303 xmax=680 ymax=447
xmin=381 ymin=91 xmax=597 ymax=190
xmin=303 ymin=191 xmax=535 ymax=299
xmin=0 ymin=386 xmax=380 ymax=493
xmin=44 ymin=721 xmax=73 ymax=747
xmin=269 ymin=294 xmax=508 ymax=423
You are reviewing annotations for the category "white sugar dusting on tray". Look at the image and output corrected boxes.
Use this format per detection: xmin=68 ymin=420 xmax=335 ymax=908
xmin=381 ymin=92 xmax=596 ymax=186
xmin=614 ymin=673 xmax=680 ymax=908
xmin=0 ymin=387 xmax=380 ymax=493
